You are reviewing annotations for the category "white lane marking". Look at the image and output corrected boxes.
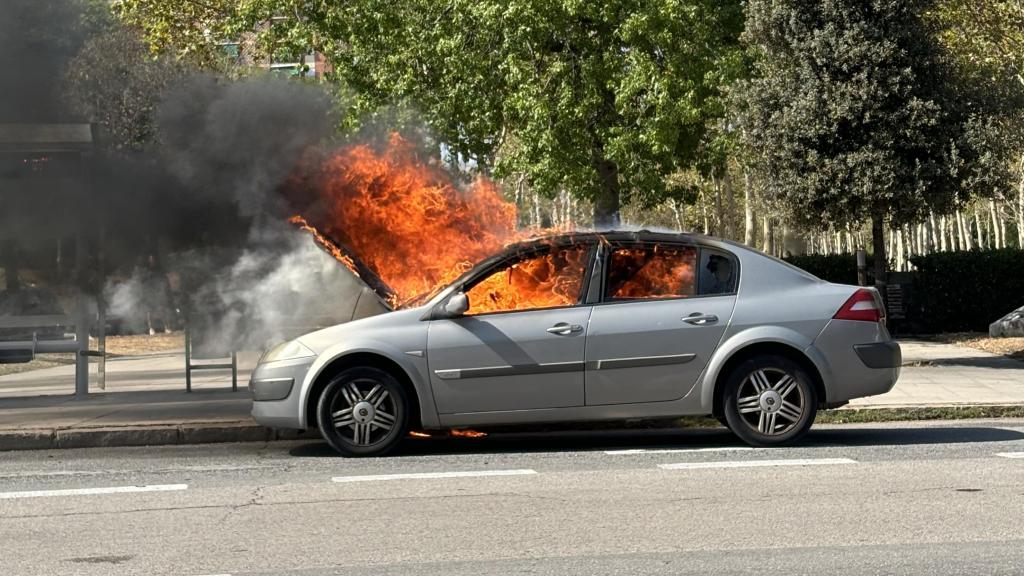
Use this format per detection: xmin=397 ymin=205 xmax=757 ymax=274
xmin=332 ymin=469 xmax=537 ymax=483
xmin=996 ymin=452 xmax=1024 ymax=459
xmin=659 ymin=458 xmax=857 ymax=470
xmin=0 ymin=484 xmax=188 ymax=500
xmin=0 ymin=464 xmax=277 ymax=480
xmin=604 ymin=447 xmax=754 ymax=455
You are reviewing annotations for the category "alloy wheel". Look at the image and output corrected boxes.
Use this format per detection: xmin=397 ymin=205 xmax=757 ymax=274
xmin=735 ymin=367 xmax=806 ymax=437
xmin=327 ymin=378 xmax=398 ymax=447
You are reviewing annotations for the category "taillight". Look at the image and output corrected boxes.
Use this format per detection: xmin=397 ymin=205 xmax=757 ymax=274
xmin=834 ymin=288 xmax=885 ymax=324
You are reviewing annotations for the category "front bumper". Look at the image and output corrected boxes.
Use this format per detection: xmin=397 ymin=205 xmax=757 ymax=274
xmin=249 ymin=357 xmax=315 ymax=429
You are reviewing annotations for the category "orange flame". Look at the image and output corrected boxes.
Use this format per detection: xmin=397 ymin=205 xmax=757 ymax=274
xmin=289 ymin=134 xmax=521 ymax=305
xmin=606 ymin=246 xmax=696 ymax=300
xmin=449 ymin=429 xmax=487 ymax=438
xmin=464 ymin=244 xmax=590 ymax=315
xmin=287 ymin=133 xmax=694 ymax=312
xmin=288 ymin=215 xmax=361 ymax=279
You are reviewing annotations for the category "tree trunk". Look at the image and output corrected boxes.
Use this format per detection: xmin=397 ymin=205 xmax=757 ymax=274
xmin=872 ymin=213 xmax=886 ymax=291
xmin=974 ymin=209 xmax=985 ymax=250
xmin=928 ymin=212 xmax=938 ymax=251
xmin=1018 ymin=153 xmax=1024 ymax=248
xmin=895 ymin=227 xmax=905 ymax=272
xmin=989 ymin=200 xmax=1001 ymax=249
xmin=669 ymin=199 xmax=684 ymax=232
xmin=700 ymin=189 xmax=711 ymax=235
xmin=723 ymin=168 xmax=736 ymax=239
xmin=592 ymin=159 xmax=621 ymax=228
xmin=762 ymin=216 xmax=773 ymax=254
xmin=712 ymin=175 xmax=723 ymax=237
xmin=743 ymin=170 xmax=755 ymax=246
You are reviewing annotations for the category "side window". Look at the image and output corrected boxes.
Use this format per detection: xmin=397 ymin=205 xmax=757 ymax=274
xmin=698 ymin=249 xmax=737 ymax=295
xmin=465 ymin=244 xmax=591 ymax=315
xmin=604 ymin=245 xmax=697 ymax=301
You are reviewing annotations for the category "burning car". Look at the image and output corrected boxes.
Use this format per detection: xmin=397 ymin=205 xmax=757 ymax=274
xmin=249 ymin=230 xmax=900 ymax=456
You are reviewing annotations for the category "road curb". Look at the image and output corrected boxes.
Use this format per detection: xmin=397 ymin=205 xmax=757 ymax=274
xmin=2 ymin=404 xmax=1022 ymax=451
xmin=0 ymin=422 xmax=320 ymax=452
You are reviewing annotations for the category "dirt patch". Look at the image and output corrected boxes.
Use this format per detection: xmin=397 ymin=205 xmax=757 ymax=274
xmin=932 ymin=332 xmax=1024 ymax=360
xmin=102 ymin=331 xmax=184 ymax=356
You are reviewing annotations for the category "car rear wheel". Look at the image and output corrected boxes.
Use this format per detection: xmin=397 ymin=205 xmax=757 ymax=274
xmin=316 ymin=367 xmax=409 ymax=457
xmin=722 ymin=355 xmax=817 ymax=447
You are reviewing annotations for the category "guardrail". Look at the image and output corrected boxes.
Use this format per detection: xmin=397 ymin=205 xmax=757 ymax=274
xmin=0 ymin=302 xmax=105 ymax=394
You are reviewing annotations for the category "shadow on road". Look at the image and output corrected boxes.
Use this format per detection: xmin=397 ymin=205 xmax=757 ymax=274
xmin=287 ymin=423 xmax=1024 ymax=458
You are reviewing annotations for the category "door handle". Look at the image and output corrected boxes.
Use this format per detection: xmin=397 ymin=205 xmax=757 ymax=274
xmin=683 ymin=313 xmax=719 ymax=326
xmin=547 ymin=322 xmax=583 ymax=335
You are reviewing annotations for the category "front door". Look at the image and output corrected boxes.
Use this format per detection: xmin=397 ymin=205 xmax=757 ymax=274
xmin=427 ymin=243 xmax=594 ymax=414
xmin=585 ymin=244 xmax=737 ymax=405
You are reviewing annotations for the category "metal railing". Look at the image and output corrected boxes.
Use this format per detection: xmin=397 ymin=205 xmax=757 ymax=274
xmin=184 ymin=322 xmax=237 ymax=393
xmin=0 ymin=300 xmax=105 ymax=394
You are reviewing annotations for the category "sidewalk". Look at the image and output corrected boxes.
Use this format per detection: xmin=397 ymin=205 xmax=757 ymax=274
xmin=848 ymin=340 xmax=1024 ymax=408
xmin=1 ymin=339 xmax=1022 ymax=450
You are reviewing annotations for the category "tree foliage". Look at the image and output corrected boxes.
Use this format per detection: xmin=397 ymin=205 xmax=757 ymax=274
xmin=737 ymin=0 xmax=978 ymax=233
xmin=65 ymin=24 xmax=184 ymax=152
xmin=117 ymin=0 xmax=746 ymax=225
xmin=113 ymin=0 xmax=239 ymax=67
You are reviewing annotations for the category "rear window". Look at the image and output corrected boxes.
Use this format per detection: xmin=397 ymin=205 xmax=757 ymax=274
xmin=604 ymin=245 xmax=697 ymax=301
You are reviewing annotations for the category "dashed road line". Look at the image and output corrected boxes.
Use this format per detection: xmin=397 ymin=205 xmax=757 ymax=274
xmin=659 ymin=458 xmax=857 ymax=470
xmin=0 ymin=484 xmax=189 ymax=500
xmin=331 ymin=469 xmax=537 ymax=483
xmin=995 ymin=452 xmax=1024 ymax=459
xmin=604 ymin=447 xmax=755 ymax=455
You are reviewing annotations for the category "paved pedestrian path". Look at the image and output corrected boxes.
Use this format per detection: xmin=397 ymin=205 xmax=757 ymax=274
xmin=849 ymin=340 xmax=1024 ymax=408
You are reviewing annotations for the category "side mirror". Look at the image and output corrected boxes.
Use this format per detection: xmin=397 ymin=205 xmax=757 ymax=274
xmin=443 ymin=292 xmax=469 ymax=318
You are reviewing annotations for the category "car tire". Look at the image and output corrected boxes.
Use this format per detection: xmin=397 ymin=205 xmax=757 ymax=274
xmin=316 ymin=367 xmax=409 ymax=457
xmin=722 ymin=355 xmax=817 ymax=447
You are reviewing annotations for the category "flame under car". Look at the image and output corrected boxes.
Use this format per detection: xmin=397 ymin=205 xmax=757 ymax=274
xmin=249 ymin=230 xmax=900 ymax=456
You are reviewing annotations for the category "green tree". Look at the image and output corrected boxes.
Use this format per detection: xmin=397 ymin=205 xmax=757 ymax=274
xmin=65 ymin=24 xmax=184 ymax=153
xmin=934 ymin=0 xmax=1024 ymax=247
xmin=113 ymin=0 xmax=240 ymax=67
xmin=737 ymin=0 xmax=979 ymax=284
xmin=118 ymin=1 xmax=746 ymax=227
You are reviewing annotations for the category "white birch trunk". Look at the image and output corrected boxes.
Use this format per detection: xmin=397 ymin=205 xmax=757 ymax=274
xmin=929 ymin=212 xmax=939 ymax=251
xmin=974 ymin=209 xmax=985 ymax=250
xmin=989 ymin=200 xmax=1001 ymax=249
xmin=743 ymin=170 xmax=755 ymax=246
xmin=1018 ymin=154 xmax=1024 ymax=248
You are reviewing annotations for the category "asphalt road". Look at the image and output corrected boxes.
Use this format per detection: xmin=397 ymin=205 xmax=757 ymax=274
xmin=2 ymin=420 xmax=1024 ymax=576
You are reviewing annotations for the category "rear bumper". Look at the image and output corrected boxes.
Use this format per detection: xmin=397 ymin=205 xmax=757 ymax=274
xmin=854 ymin=341 xmax=902 ymax=369
xmin=811 ymin=320 xmax=900 ymax=404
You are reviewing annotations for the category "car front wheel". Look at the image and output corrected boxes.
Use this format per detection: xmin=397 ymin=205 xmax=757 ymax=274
xmin=316 ymin=367 xmax=409 ymax=457
xmin=722 ymin=355 xmax=817 ymax=447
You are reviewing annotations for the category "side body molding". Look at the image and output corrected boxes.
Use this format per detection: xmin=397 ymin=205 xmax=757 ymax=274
xmin=297 ymin=339 xmax=441 ymax=430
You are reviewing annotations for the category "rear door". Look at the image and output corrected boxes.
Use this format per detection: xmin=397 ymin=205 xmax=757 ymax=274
xmin=428 ymin=242 xmax=595 ymax=414
xmin=584 ymin=243 xmax=737 ymax=405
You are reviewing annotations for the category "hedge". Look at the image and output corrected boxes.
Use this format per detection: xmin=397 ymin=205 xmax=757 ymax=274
xmin=909 ymin=249 xmax=1024 ymax=333
xmin=785 ymin=249 xmax=1024 ymax=333
xmin=784 ymin=254 xmax=860 ymax=285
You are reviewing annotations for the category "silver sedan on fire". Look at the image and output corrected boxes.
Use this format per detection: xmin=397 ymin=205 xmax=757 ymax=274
xmin=250 ymin=231 xmax=900 ymax=456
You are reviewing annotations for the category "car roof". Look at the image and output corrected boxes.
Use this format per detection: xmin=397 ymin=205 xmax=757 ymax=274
xmin=502 ymin=229 xmax=704 ymax=253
